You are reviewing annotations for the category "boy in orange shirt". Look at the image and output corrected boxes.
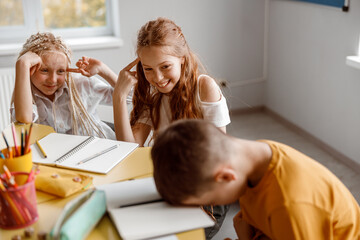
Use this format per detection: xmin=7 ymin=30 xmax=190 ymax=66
xmin=151 ymin=119 xmax=360 ymax=240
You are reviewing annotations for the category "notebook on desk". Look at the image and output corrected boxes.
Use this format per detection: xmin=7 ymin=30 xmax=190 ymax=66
xmin=97 ymin=177 xmax=215 ymax=240
xmin=31 ymin=133 xmax=138 ymax=174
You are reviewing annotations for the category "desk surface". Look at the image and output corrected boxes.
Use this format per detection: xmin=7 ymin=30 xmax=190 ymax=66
xmin=0 ymin=123 xmax=205 ymax=240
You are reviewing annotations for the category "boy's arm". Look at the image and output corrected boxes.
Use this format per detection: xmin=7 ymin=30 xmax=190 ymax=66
xmin=68 ymin=57 xmax=117 ymax=87
xmin=14 ymin=52 xmax=41 ymax=123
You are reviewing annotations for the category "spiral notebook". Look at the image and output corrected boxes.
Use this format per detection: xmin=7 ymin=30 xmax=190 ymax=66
xmin=31 ymin=133 xmax=138 ymax=174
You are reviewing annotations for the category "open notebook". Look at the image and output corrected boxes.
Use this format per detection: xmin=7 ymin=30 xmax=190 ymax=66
xmin=31 ymin=133 xmax=138 ymax=174
xmin=96 ymin=177 xmax=215 ymax=240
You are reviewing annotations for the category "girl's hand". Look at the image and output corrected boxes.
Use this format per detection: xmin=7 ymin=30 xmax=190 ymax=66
xmin=67 ymin=56 xmax=103 ymax=77
xmin=17 ymin=51 xmax=42 ymax=76
xmin=113 ymin=58 xmax=140 ymax=99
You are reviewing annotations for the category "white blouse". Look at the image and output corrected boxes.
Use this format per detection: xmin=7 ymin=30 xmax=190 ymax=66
xmin=138 ymin=74 xmax=231 ymax=130
xmin=11 ymin=74 xmax=122 ymax=140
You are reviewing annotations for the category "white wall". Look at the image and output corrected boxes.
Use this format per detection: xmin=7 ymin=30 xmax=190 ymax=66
xmin=0 ymin=0 xmax=266 ymax=111
xmin=267 ymin=0 xmax=360 ymax=164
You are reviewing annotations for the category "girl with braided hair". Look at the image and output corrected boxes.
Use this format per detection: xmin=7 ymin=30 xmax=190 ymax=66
xmin=12 ymin=32 xmax=121 ymax=139
xmin=113 ymin=18 xmax=231 ymax=239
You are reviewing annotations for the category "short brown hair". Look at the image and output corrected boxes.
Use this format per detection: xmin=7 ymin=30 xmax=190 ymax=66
xmin=151 ymin=119 xmax=229 ymax=205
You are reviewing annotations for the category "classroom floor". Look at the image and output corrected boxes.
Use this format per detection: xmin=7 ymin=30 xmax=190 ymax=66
xmin=212 ymin=110 xmax=360 ymax=240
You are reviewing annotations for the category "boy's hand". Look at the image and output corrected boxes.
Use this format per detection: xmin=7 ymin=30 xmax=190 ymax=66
xmin=17 ymin=51 xmax=42 ymax=76
xmin=233 ymin=212 xmax=254 ymax=240
xmin=67 ymin=56 xmax=103 ymax=77
xmin=233 ymin=212 xmax=271 ymax=240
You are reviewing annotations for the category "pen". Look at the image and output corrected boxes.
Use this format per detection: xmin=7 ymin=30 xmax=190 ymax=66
xmin=76 ymin=145 xmax=118 ymax=165
xmin=11 ymin=123 xmax=20 ymax=156
xmin=36 ymin=140 xmax=47 ymax=158
xmin=0 ymin=151 xmax=5 ymax=159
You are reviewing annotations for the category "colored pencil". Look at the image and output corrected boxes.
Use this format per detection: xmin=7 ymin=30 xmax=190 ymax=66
xmin=11 ymin=123 xmax=20 ymax=156
xmin=21 ymin=128 xmax=24 ymax=156
xmin=36 ymin=140 xmax=47 ymax=158
xmin=2 ymin=132 xmax=11 ymax=158
xmin=24 ymin=123 xmax=33 ymax=154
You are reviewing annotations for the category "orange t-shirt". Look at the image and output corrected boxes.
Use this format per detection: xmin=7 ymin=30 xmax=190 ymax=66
xmin=239 ymin=140 xmax=360 ymax=240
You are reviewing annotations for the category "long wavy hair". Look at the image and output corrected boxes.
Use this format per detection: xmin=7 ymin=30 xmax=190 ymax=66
xmin=15 ymin=32 xmax=106 ymax=138
xmin=131 ymin=18 xmax=204 ymax=131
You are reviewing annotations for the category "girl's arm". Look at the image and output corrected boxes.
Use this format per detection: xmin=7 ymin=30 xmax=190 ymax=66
xmin=68 ymin=56 xmax=118 ymax=87
xmin=14 ymin=52 xmax=42 ymax=123
xmin=198 ymin=75 xmax=227 ymax=133
xmin=113 ymin=58 xmax=151 ymax=145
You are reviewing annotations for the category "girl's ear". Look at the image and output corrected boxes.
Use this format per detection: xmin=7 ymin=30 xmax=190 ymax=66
xmin=214 ymin=167 xmax=236 ymax=183
xmin=181 ymin=57 xmax=185 ymax=64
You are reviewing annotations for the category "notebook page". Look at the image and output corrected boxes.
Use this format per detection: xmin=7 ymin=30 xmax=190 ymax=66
xmin=59 ymin=138 xmax=138 ymax=174
xmin=109 ymin=202 xmax=214 ymax=240
xmin=97 ymin=177 xmax=160 ymax=209
xmin=31 ymin=133 xmax=90 ymax=165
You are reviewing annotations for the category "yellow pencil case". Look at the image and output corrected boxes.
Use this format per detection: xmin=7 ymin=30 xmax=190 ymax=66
xmin=35 ymin=165 xmax=93 ymax=198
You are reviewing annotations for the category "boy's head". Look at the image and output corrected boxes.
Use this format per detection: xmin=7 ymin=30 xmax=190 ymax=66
xmin=151 ymin=119 xmax=237 ymax=206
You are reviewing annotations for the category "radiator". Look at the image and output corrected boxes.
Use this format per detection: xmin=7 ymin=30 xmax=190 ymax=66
xmin=0 ymin=68 xmax=15 ymax=132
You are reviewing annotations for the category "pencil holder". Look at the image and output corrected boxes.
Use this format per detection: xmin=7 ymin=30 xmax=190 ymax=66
xmin=0 ymin=171 xmax=39 ymax=229
xmin=0 ymin=147 xmax=33 ymax=185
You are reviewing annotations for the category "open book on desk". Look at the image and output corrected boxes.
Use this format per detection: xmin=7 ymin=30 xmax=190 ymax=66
xmin=96 ymin=177 xmax=215 ymax=240
xmin=31 ymin=133 xmax=138 ymax=174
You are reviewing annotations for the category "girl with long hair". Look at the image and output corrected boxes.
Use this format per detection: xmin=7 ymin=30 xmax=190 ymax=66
xmin=113 ymin=17 xmax=230 ymax=145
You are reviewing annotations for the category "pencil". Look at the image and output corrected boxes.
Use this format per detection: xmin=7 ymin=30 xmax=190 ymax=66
xmin=36 ymin=140 xmax=47 ymax=158
xmin=2 ymin=132 xmax=11 ymax=158
xmin=11 ymin=123 xmax=20 ymax=156
xmin=24 ymin=123 xmax=33 ymax=154
xmin=76 ymin=145 xmax=118 ymax=165
xmin=21 ymin=128 xmax=24 ymax=156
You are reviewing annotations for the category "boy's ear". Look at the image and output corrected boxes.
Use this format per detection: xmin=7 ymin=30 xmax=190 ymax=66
xmin=214 ymin=167 xmax=236 ymax=183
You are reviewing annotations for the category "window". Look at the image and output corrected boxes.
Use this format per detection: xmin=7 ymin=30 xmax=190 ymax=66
xmin=0 ymin=0 xmax=120 ymax=44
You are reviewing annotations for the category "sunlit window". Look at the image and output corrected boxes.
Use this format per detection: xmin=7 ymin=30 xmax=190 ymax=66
xmin=42 ymin=0 xmax=107 ymax=29
xmin=0 ymin=0 xmax=24 ymax=27
xmin=0 ymin=0 xmax=117 ymax=44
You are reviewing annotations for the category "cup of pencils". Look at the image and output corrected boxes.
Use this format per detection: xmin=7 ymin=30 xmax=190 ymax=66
xmin=0 ymin=171 xmax=39 ymax=229
xmin=0 ymin=123 xmax=33 ymax=185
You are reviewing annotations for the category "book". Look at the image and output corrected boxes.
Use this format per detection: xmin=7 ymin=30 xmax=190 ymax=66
xmin=96 ymin=177 xmax=215 ymax=240
xmin=31 ymin=133 xmax=138 ymax=174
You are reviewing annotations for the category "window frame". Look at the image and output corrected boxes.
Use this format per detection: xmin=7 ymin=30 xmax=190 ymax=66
xmin=0 ymin=0 xmax=120 ymax=44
